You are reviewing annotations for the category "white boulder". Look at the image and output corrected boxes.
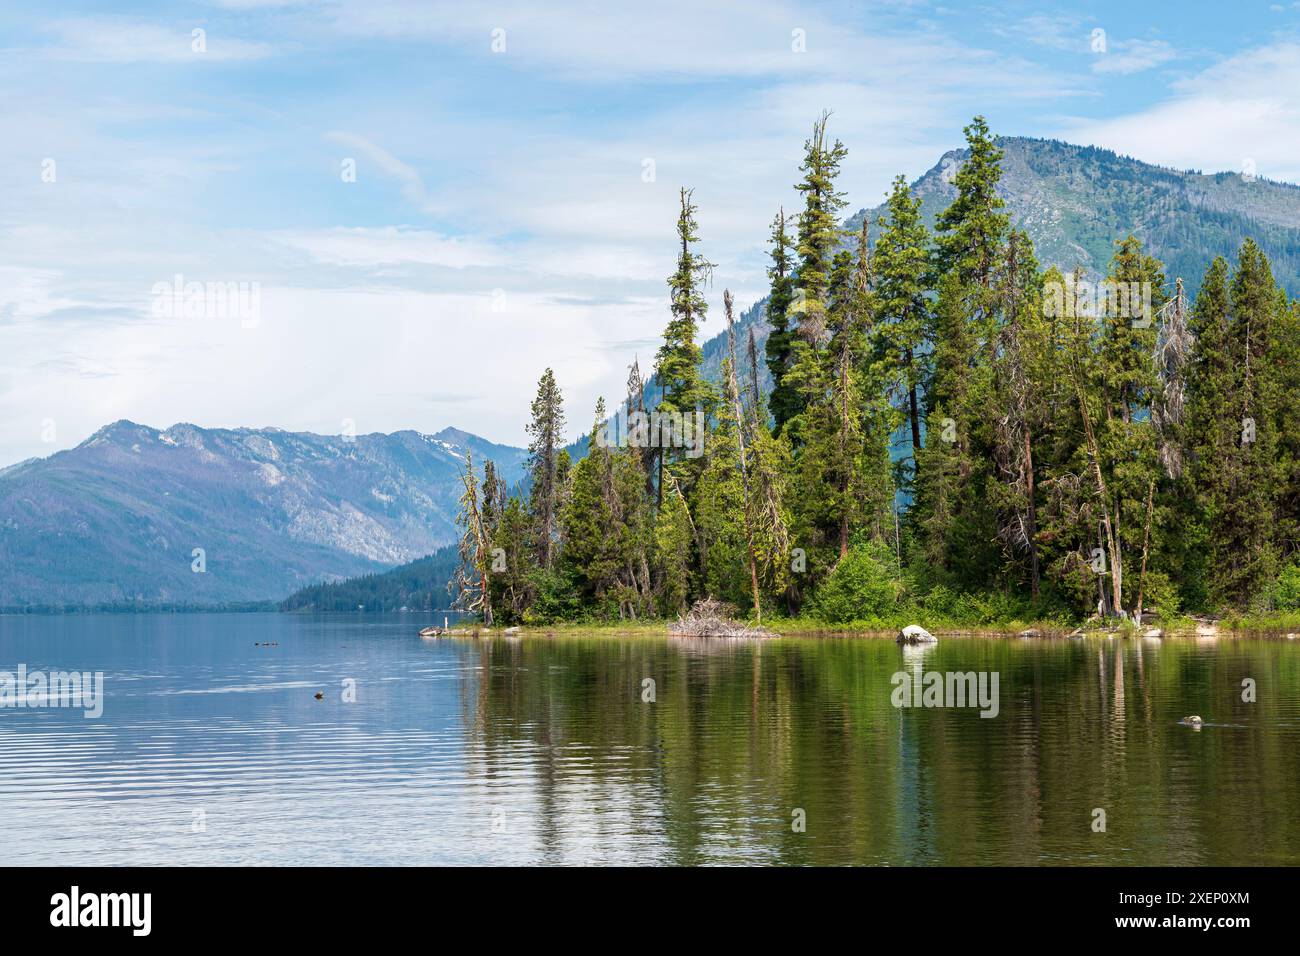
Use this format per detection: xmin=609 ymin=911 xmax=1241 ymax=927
xmin=897 ymin=624 xmax=937 ymax=644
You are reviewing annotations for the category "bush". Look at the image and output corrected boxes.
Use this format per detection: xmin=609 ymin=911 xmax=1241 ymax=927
xmin=1275 ymin=562 xmax=1300 ymax=610
xmin=921 ymin=584 xmax=957 ymax=615
xmin=524 ymin=568 xmax=580 ymax=624
xmin=806 ymin=542 xmax=904 ymax=623
xmin=1139 ymin=569 xmax=1181 ymax=621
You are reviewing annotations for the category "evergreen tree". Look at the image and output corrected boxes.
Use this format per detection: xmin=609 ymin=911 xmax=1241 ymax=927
xmin=1200 ymin=240 xmax=1283 ymax=606
xmin=989 ymin=230 xmax=1047 ymax=595
xmin=1091 ymin=236 xmax=1167 ymax=615
xmin=793 ymin=112 xmax=849 ymax=345
xmin=874 ymin=174 xmax=931 ymax=469
xmin=526 ymin=367 xmax=566 ymax=570
xmin=563 ymin=399 xmax=624 ymax=615
xmin=656 ymin=187 xmax=717 ymax=482
xmin=764 ymin=208 xmax=799 ymax=435
xmin=934 ymin=115 xmax=1010 ymax=293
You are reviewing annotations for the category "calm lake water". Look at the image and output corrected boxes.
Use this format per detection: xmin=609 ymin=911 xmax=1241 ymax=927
xmin=1 ymin=613 xmax=1297 ymax=866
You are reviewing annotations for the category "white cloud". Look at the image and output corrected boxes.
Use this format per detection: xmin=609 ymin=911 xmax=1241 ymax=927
xmin=1055 ymin=41 xmax=1300 ymax=183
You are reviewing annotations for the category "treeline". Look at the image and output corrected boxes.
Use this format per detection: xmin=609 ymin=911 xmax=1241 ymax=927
xmin=452 ymin=114 xmax=1300 ymax=626
xmin=280 ymin=546 xmax=462 ymax=612
xmin=1 ymin=600 xmax=278 ymax=615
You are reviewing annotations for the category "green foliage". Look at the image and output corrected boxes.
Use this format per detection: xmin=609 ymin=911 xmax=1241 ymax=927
xmin=806 ymin=540 xmax=905 ymax=623
xmin=1275 ymin=562 xmax=1300 ymax=611
xmin=765 ymin=208 xmax=800 ymax=435
xmin=656 ymin=188 xmax=718 ymax=443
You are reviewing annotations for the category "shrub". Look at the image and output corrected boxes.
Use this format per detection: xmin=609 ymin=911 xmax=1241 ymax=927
xmin=1275 ymin=562 xmax=1300 ymax=611
xmin=806 ymin=542 xmax=904 ymax=623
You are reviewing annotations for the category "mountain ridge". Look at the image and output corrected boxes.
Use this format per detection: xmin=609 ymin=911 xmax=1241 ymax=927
xmin=0 ymin=420 xmax=527 ymax=607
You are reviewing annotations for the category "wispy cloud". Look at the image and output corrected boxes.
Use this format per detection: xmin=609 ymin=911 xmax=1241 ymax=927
xmin=40 ymin=17 xmax=274 ymax=63
xmin=1092 ymin=39 xmax=1177 ymax=75
xmin=1055 ymin=41 xmax=1300 ymax=184
xmin=323 ymin=132 xmax=444 ymax=216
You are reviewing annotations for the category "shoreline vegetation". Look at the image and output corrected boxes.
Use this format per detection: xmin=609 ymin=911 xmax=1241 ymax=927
xmin=437 ymin=615 xmax=1300 ymax=639
xmin=8 ymin=598 xmax=1300 ymax=637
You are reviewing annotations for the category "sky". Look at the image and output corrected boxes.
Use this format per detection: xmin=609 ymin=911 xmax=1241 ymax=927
xmin=3 ymin=0 xmax=1300 ymax=466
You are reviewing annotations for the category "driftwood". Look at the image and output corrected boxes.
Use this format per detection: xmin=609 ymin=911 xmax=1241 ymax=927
xmin=669 ymin=598 xmax=775 ymax=638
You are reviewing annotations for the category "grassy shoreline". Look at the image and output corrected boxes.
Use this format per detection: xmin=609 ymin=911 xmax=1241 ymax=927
xmin=442 ymin=612 xmax=1300 ymax=638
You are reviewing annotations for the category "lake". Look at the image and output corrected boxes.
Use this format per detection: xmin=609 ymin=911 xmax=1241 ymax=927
xmin=1 ymin=613 xmax=1297 ymax=865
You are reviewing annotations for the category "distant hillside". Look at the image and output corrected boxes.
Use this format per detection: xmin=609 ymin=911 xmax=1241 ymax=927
xmin=0 ymin=422 xmax=526 ymax=607
xmin=279 ymin=545 xmax=462 ymax=612
xmin=846 ymin=136 xmax=1300 ymax=297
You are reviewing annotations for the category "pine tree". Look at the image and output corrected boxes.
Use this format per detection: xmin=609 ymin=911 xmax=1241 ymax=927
xmin=563 ymin=399 xmax=623 ymax=615
xmin=910 ymin=116 xmax=1011 ymax=590
xmin=789 ymin=111 xmax=848 ymax=371
xmin=934 ymin=116 xmax=1009 ymax=294
xmin=656 ymin=187 xmax=717 ymax=473
xmin=489 ymin=495 xmax=535 ymax=624
xmin=764 ymin=208 xmax=799 ymax=435
xmin=990 ymin=230 xmax=1047 ymax=595
xmin=526 ymin=367 xmax=566 ymax=571
xmin=874 ymin=174 xmax=931 ymax=471
xmin=1210 ymin=240 xmax=1282 ymax=605
xmin=1182 ymin=257 xmax=1233 ymax=610
xmin=653 ymin=471 xmax=694 ymax=615
xmin=1270 ymin=297 xmax=1300 ymax=565
xmin=1092 ymin=236 xmax=1167 ymax=615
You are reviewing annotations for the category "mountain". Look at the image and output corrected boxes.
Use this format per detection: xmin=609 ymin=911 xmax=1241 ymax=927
xmin=0 ymin=421 xmax=527 ymax=608
xmin=845 ymin=136 xmax=1300 ymax=297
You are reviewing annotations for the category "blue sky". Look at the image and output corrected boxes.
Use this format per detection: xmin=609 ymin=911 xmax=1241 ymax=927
xmin=3 ymin=0 xmax=1300 ymax=466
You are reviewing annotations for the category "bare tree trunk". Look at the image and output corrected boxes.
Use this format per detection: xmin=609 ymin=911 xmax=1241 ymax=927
xmin=838 ymin=346 xmax=852 ymax=561
xmin=725 ymin=291 xmax=763 ymax=623
xmin=1075 ymin=379 xmax=1123 ymax=615
xmin=906 ymin=348 xmax=922 ymax=463
xmin=1135 ymin=478 xmax=1155 ymax=622
xmin=1023 ymin=429 xmax=1040 ymax=598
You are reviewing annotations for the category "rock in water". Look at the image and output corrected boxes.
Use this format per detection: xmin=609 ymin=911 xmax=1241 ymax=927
xmin=897 ymin=624 xmax=937 ymax=644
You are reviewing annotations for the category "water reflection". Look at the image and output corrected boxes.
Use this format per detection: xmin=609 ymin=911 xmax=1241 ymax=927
xmin=0 ymin=614 xmax=1296 ymax=865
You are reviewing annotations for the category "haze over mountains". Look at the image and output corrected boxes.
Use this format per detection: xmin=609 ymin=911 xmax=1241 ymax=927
xmin=6 ymin=136 xmax=1300 ymax=609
